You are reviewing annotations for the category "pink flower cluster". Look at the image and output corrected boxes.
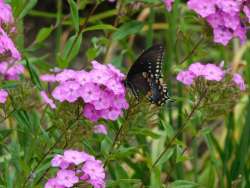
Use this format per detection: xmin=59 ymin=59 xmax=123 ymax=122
xmin=40 ymin=61 xmax=128 ymax=122
xmin=93 ymin=124 xmax=108 ymax=135
xmin=0 ymin=89 xmax=8 ymax=103
xmin=0 ymin=0 xmax=14 ymax=26
xmin=187 ymin=0 xmax=250 ymax=45
xmin=0 ymin=1 xmax=23 ymax=104
xmin=45 ymin=149 xmax=105 ymax=188
xmin=164 ymin=0 xmax=174 ymax=11
xmin=177 ymin=62 xmax=246 ymax=91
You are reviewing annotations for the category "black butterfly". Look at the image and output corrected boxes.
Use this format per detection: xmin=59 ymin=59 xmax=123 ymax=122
xmin=125 ymin=44 xmax=170 ymax=106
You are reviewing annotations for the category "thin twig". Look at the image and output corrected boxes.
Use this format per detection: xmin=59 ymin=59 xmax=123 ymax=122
xmin=103 ymin=100 xmax=139 ymax=167
xmin=178 ymin=37 xmax=204 ymax=64
xmin=65 ymin=2 xmax=99 ymax=61
xmin=0 ymin=109 xmax=17 ymax=124
xmin=103 ymin=108 xmax=131 ymax=168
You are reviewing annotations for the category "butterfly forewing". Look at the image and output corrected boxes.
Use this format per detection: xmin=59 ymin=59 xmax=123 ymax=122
xmin=127 ymin=44 xmax=165 ymax=80
xmin=126 ymin=44 xmax=170 ymax=106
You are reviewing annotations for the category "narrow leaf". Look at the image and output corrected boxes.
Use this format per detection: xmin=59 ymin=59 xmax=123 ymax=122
xmin=34 ymin=27 xmax=53 ymax=44
xmin=112 ymin=21 xmax=143 ymax=40
xmin=68 ymin=0 xmax=79 ymax=32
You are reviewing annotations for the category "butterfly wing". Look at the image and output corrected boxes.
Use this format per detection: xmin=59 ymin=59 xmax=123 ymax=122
xmin=126 ymin=44 xmax=169 ymax=105
xmin=126 ymin=44 xmax=165 ymax=80
xmin=148 ymin=79 xmax=169 ymax=106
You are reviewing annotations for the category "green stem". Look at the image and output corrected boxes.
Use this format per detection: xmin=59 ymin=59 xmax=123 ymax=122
xmin=28 ymin=9 xmax=117 ymax=25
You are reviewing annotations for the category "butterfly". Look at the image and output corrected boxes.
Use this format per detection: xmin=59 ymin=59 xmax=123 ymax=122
xmin=125 ymin=44 xmax=170 ymax=106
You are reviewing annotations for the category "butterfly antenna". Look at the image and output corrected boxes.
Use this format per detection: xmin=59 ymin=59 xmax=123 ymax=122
xmin=168 ymin=98 xmax=175 ymax=103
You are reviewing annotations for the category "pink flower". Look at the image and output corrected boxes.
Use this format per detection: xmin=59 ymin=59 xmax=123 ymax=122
xmin=232 ymin=73 xmax=246 ymax=91
xmin=87 ymin=179 xmax=106 ymax=188
xmin=207 ymin=13 xmax=224 ymax=28
xmin=0 ymin=62 xmax=24 ymax=80
xmin=56 ymin=69 xmax=77 ymax=83
xmin=101 ymin=106 xmax=122 ymax=121
xmin=234 ymin=25 xmax=247 ymax=44
xmin=243 ymin=6 xmax=250 ymax=22
xmin=0 ymin=27 xmax=21 ymax=61
xmin=93 ymin=124 xmax=108 ymax=135
xmin=92 ymin=90 xmax=111 ymax=110
xmin=40 ymin=74 xmax=56 ymax=82
xmin=187 ymin=0 xmax=216 ymax=18
xmin=0 ymin=61 xmax=7 ymax=74
xmin=56 ymin=170 xmax=79 ymax=187
xmin=52 ymin=81 xmax=80 ymax=102
xmin=176 ymin=70 xmax=195 ymax=85
xmin=223 ymin=13 xmax=240 ymax=30
xmin=40 ymin=91 xmax=56 ymax=109
xmin=4 ymin=63 xmax=24 ymax=80
xmin=81 ymin=159 xmax=105 ymax=187
xmin=213 ymin=26 xmax=233 ymax=46
xmin=63 ymin=150 xmax=88 ymax=165
xmin=75 ymin=70 xmax=90 ymax=85
xmin=0 ymin=89 xmax=8 ymax=103
xmin=188 ymin=62 xmax=205 ymax=77
xmin=203 ymin=64 xmax=224 ymax=81
xmin=45 ymin=178 xmax=64 ymax=188
xmin=112 ymin=94 xmax=129 ymax=109
xmin=83 ymin=104 xmax=102 ymax=122
xmin=216 ymin=0 xmax=241 ymax=14
xmin=47 ymin=150 xmax=106 ymax=188
xmin=78 ymin=83 xmax=101 ymax=103
xmin=41 ymin=60 xmax=128 ymax=122
xmin=0 ymin=1 xmax=14 ymax=25
xmin=107 ymin=64 xmax=125 ymax=81
xmin=187 ymin=0 xmax=248 ymax=45
xmin=91 ymin=60 xmax=107 ymax=70
xmin=51 ymin=154 xmax=69 ymax=169
xmin=90 ymin=69 xmax=113 ymax=86
xmin=106 ymin=79 xmax=125 ymax=95
xmin=164 ymin=0 xmax=174 ymax=11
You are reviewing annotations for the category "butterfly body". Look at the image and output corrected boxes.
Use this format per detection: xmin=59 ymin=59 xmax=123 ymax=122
xmin=125 ymin=44 xmax=170 ymax=106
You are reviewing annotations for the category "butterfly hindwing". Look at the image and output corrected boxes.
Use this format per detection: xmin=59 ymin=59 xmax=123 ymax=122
xmin=148 ymin=79 xmax=169 ymax=105
xmin=126 ymin=44 xmax=170 ymax=106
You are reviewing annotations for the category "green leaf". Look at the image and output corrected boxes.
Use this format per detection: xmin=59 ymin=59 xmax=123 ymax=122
xmin=112 ymin=21 xmax=144 ymax=40
xmin=156 ymin=148 xmax=174 ymax=166
xmin=130 ymin=128 xmax=161 ymax=138
xmin=0 ymin=81 xmax=18 ymax=89
xmin=198 ymin=163 xmax=216 ymax=188
xmin=83 ymin=24 xmax=117 ymax=32
xmin=169 ymin=180 xmax=200 ymax=188
xmin=86 ymin=47 xmax=99 ymax=61
xmin=0 ymin=129 xmax=12 ymax=142
xmin=231 ymin=100 xmax=250 ymax=180
xmin=58 ymin=33 xmax=83 ymax=68
xmin=68 ymin=0 xmax=79 ymax=32
xmin=18 ymin=0 xmax=38 ymax=19
xmin=34 ymin=27 xmax=53 ymax=44
xmin=150 ymin=167 xmax=161 ymax=188
xmin=107 ymin=179 xmax=141 ymax=187
xmin=56 ymin=54 xmax=68 ymax=68
xmin=25 ymin=58 xmax=42 ymax=90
